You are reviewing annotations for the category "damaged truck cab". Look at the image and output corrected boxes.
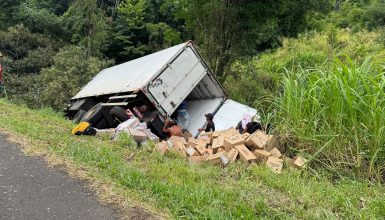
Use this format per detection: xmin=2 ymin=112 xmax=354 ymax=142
xmin=66 ymin=41 xmax=257 ymax=138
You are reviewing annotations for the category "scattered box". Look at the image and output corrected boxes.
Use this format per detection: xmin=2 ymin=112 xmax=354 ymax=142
xmin=224 ymin=127 xmax=239 ymax=137
xmin=224 ymin=135 xmax=245 ymax=151
xmin=212 ymin=131 xmax=222 ymax=138
xmin=212 ymin=136 xmax=225 ymax=152
xmin=284 ymin=156 xmax=295 ymax=168
xmin=234 ymin=145 xmax=257 ymax=163
xmin=198 ymin=135 xmax=211 ymax=146
xmin=206 ymin=148 xmax=214 ymax=155
xmin=227 ymin=148 xmax=239 ymax=164
xmin=246 ymin=131 xmax=279 ymax=151
xmin=186 ymin=146 xmax=200 ymax=157
xmin=189 ymin=155 xmax=209 ymax=164
xmin=173 ymin=141 xmax=187 ymax=158
xmin=269 ymin=147 xmax=282 ymax=158
xmin=155 ymin=141 xmax=169 ymax=155
xmin=207 ymin=152 xmax=229 ymax=166
xmin=217 ymin=147 xmax=225 ymax=153
xmin=187 ymin=138 xmax=201 ymax=147
xmin=182 ymin=131 xmax=193 ymax=140
xmin=265 ymin=135 xmax=279 ymax=152
xmin=194 ymin=144 xmax=208 ymax=155
xmin=294 ymin=156 xmax=308 ymax=168
xmin=266 ymin=156 xmax=283 ymax=174
xmin=242 ymin=132 xmax=250 ymax=140
xmin=254 ymin=149 xmax=272 ymax=165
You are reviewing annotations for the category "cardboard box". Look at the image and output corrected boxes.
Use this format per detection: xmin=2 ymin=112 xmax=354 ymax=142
xmin=265 ymin=135 xmax=279 ymax=151
xmin=217 ymin=147 xmax=225 ymax=153
xmin=224 ymin=127 xmax=239 ymax=137
xmin=207 ymin=152 xmax=229 ymax=166
xmin=199 ymin=131 xmax=213 ymax=140
xmin=284 ymin=156 xmax=295 ymax=168
xmin=266 ymin=156 xmax=283 ymax=174
xmin=242 ymin=132 xmax=250 ymax=140
xmin=169 ymin=136 xmax=187 ymax=145
xmin=224 ymin=135 xmax=245 ymax=151
xmin=212 ymin=131 xmax=222 ymax=138
xmin=294 ymin=156 xmax=308 ymax=168
xmin=182 ymin=131 xmax=193 ymax=140
xmin=227 ymin=148 xmax=239 ymax=164
xmin=185 ymin=146 xmax=200 ymax=157
xmin=245 ymin=131 xmax=279 ymax=151
xmin=234 ymin=145 xmax=257 ymax=163
xmin=189 ymin=155 xmax=209 ymax=164
xmin=198 ymin=135 xmax=211 ymax=146
xmin=206 ymin=148 xmax=214 ymax=155
xmin=194 ymin=144 xmax=208 ymax=155
xmin=187 ymin=138 xmax=201 ymax=147
xmin=155 ymin=141 xmax=169 ymax=155
xmin=269 ymin=147 xmax=282 ymax=158
xmin=254 ymin=149 xmax=272 ymax=165
xmin=173 ymin=141 xmax=187 ymax=158
xmin=212 ymin=136 xmax=225 ymax=152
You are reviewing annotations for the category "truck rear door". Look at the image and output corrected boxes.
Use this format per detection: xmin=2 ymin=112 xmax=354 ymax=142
xmin=148 ymin=46 xmax=208 ymax=116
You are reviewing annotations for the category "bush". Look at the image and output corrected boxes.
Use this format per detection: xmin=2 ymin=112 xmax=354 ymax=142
xmin=40 ymin=45 xmax=112 ymax=110
xmin=225 ymin=29 xmax=385 ymax=108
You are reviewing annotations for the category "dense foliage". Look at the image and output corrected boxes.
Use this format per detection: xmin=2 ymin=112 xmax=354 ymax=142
xmin=0 ymin=0 xmax=329 ymax=109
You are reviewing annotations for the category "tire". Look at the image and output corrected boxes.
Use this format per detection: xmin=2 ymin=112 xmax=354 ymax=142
xmin=80 ymin=99 xmax=97 ymax=112
xmin=94 ymin=118 xmax=108 ymax=129
xmin=109 ymin=106 xmax=129 ymax=125
xmin=72 ymin=110 xmax=86 ymax=123
xmin=81 ymin=103 xmax=104 ymax=125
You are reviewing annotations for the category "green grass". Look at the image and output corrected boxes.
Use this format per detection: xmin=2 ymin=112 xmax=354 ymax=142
xmin=0 ymin=99 xmax=384 ymax=219
xmin=272 ymin=58 xmax=385 ymax=181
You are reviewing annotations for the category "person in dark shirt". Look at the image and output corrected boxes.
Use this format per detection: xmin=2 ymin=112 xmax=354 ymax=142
xmin=198 ymin=113 xmax=215 ymax=132
xmin=235 ymin=113 xmax=251 ymax=134
xmin=244 ymin=114 xmax=262 ymax=134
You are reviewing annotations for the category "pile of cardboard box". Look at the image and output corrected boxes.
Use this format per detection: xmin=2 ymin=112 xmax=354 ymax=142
xmin=154 ymin=127 xmax=307 ymax=173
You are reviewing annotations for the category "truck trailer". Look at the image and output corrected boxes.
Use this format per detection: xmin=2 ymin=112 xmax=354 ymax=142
xmin=66 ymin=41 xmax=257 ymax=138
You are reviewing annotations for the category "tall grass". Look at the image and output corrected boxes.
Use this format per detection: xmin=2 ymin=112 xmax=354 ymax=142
xmin=274 ymin=58 xmax=385 ymax=181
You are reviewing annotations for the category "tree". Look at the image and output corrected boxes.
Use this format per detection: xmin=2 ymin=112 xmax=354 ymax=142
xmin=177 ymin=0 xmax=330 ymax=82
xmin=62 ymin=0 xmax=110 ymax=57
xmin=0 ymin=25 xmax=60 ymax=75
xmin=107 ymin=0 xmax=183 ymax=63
xmin=40 ymin=46 xmax=111 ymax=110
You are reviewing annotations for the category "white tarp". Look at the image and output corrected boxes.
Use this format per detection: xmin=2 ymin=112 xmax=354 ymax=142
xmin=213 ymin=99 xmax=258 ymax=131
xmin=72 ymin=42 xmax=188 ymax=99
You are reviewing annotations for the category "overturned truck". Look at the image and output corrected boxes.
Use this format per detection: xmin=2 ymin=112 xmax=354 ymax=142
xmin=66 ymin=41 xmax=257 ymax=138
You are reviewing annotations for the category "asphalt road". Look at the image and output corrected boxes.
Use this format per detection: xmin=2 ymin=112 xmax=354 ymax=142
xmin=0 ymin=134 xmax=119 ymax=220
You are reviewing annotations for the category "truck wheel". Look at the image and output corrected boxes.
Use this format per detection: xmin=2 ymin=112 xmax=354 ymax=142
xmin=109 ymin=106 xmax=129 ymax=125
xmin=94 ymin=118 xmax=108 ymax=129
xmin=81 ymin=103 xmax=104 ymax=125
xmin=72 ymin=110 xmax=86 ymax=123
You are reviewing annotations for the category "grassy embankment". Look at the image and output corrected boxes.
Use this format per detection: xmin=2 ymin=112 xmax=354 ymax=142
xmin=0 ymin=99 xmax=384 ymax=219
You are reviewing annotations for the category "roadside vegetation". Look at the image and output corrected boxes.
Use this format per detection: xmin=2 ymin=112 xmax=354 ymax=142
xmin=1 ymin=99 xmax=385 ymax=219
xmin=1 ymin=0 xmax=385 ymax=216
